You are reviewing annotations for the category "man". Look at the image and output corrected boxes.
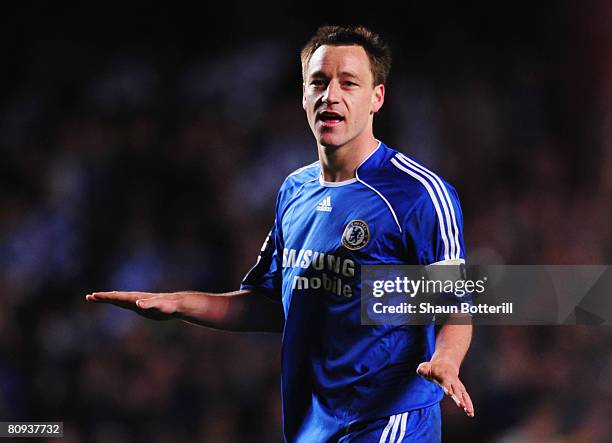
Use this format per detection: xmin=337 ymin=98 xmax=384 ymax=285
xmin=86 ymin=25 xmax=474 ymax=442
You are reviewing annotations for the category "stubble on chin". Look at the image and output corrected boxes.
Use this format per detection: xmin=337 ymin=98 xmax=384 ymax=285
xmin=316 ymin=133 xmax=345 ymax=152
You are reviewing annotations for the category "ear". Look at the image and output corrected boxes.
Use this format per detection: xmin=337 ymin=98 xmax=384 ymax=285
xmin=371 ymin=84 xmax=385 ymax=114
xmin=302 ymin=83 xmax=307 ymax=111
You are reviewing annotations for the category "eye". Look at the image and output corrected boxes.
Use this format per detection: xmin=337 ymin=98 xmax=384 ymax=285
xmin=343 ymin=81 xmax=357 ymax=87
xmin=310 ymin=79 xmax=326 ymax=87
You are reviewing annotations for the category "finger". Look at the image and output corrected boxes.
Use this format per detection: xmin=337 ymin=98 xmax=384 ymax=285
xmin=136 ymin=298 xmax=154 ymax=309
xmin=85 ymin=293 xmax=111 ymax=303
xmin=136 ymin=296 xmax=178 ymax=316
xmin=446 ymin=383 xmax=463 ymax=409
xmin=136 ymin=294 xmax=168 ymax=310
xmin=450 ymin=394 xmax=462 ymax=409
xmin=88 ymin=291 xmax=140 ymax=302
xmin=462 ymin=392 xmax=474 ymax=417
xmin=457 ymin=382 xmax=475 ymax=417
xmin=448 ymin=380 xmax=475 ymax=417
xmin=87 ymin=291 xmax=152 ymax=303
xmin=416 ymin=362 xmax=432 ymax=379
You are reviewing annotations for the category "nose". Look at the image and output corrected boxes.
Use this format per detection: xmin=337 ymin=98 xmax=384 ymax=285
xmin=322 ymin=79 xmax=341 ymax=104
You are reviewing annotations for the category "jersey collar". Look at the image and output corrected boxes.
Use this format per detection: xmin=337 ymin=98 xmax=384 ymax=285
xmin=318 ymin=140 xmax=385 ymax=187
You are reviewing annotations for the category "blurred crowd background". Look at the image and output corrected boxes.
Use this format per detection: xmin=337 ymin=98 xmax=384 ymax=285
xmin=1 ymin=2 xmax=610 ymax=442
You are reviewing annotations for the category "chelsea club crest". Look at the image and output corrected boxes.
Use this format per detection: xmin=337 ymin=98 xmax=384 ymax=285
xmin=342 ymin=220 xmax=370 ymax=250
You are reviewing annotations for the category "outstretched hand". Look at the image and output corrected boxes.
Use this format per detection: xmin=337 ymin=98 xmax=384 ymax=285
xmin=85 ymin=291 xmax=182 ymax=321
xmin=417 ymin=358 xmax=475 ymax=417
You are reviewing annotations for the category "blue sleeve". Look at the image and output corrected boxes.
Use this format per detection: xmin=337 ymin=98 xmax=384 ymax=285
xmin=409 ymin=183 xmax=465 ymax=265
xmin=408 ymin=184 xmax=471 ymax=316
xmin=240 ymin=219 xmax=283 ymax=300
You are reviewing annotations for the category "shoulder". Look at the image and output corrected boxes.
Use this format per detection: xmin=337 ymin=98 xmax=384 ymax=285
xmin=390 ymin=151 xmax=460 ymax=206
xmin=360 ymin=143 xmax=461 ymax=221
xmin=276 ymin=160 xmax=320 ymax=204
xmin=286 ymin=160 xmax=320 ymax=182
xmin=282 ymin=160 xmax=320 ymax=190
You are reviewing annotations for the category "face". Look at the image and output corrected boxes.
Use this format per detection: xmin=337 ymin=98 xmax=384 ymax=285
xmin=302 ymin=45 xmax=385 ymax=149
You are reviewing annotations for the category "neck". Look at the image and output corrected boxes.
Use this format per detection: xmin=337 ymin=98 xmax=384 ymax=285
xmin=318 ymin=132 xmax=379 ymax=182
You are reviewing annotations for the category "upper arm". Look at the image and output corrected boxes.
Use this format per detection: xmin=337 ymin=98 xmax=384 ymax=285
xmin=405 ymin=183 xmax=465 ymax=266
xmin=240 ymin=220 xmax=283 ymax=301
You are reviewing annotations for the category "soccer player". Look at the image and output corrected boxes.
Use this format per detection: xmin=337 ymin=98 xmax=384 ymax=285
xmin=86 ymin=25 xmax=474 ymax=442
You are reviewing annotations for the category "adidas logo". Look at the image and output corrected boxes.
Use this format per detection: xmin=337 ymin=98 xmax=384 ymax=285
xmin=316 ymin=196 xmax=332 ymax=212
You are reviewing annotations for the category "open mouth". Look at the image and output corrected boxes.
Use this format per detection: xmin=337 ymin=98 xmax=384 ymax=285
xmin=317 ymin=111 xmax=345 ymax=127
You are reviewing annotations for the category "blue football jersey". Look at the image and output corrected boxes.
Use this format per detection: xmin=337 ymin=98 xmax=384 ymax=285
xmin=241 ymin=141 xmax=465 ymax=442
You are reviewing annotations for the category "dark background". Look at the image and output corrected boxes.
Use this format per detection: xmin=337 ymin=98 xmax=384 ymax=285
xmin=1 ymin=2 xmax=610 ymax=441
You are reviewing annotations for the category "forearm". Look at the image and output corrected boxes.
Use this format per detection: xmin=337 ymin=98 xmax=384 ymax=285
xmin=173 ymin=289 xmax=284 ymax=333
xmin=432 ymin=314 xmax=472 ymax=370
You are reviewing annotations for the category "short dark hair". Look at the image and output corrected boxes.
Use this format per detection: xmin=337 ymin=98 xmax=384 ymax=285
xmin=300 ymin=25 xmax=392 ymax=86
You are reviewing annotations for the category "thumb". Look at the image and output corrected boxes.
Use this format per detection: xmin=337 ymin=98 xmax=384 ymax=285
xmin=136 ymin=299 xmax=155 ymax=309
xmin=416 ymin=362 xmax=432 ymax=378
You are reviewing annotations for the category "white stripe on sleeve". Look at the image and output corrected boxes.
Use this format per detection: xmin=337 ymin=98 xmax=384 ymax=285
xmin=379 ymin=414 xmax=396 ymax=443
xmin=388 ymin=411 xmax=403 ymax=443
xmin=397 ymin=153 xmax=461 ymax=259
xmin=390 ymin=158 xmax=451 ymax=260
xmin=395 ymin=412 xmax=408 ymax=442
